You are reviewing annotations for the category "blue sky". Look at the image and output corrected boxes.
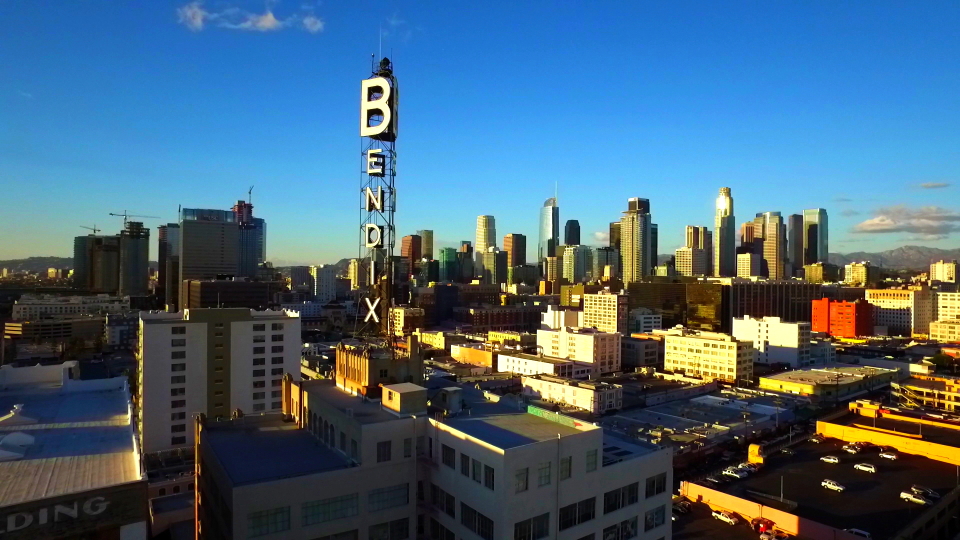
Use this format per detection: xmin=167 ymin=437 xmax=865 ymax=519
xmin=1 ymin=1 xmax=958 ymax=265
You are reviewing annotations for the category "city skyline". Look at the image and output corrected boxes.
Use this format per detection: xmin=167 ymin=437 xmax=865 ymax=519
xmin=2 ymin=2 xmax=959 ymax=265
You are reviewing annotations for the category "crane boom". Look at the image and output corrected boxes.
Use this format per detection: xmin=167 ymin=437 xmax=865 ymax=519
xmin=109 ymin=211 xmax=160 ymax=226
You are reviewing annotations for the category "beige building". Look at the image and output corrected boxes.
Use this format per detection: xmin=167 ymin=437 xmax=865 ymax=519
xmin=348 ymin=258 xmax=368 ymax=290
xmin=930 ymin=320 xmax=960 ymax=343
xmin=389 ymin=306 xmax=424 ymax=336
xmin=582 ymin=291 xmax=628 ymax=334
xmin=938 ymin=292 xmax=960 ymax=322
xmin=413 ymin=329 xmax=469 ymax=351
xmin=138 ymin=308 xmax=302 ymax=453
xmin=521 ymin=374 xmax=623 ymax=414
xmin=497 ymin=351 xmax=594 ymax=379
xmin=866 ymin=287 xmax=934 ymax=337
xmin=661 ymin=327 xmax=755 ymax=384
xmin=488 ymin=330 xmax=536 ymax=347
xmin=537 ymin=326 xmax=622 ymax=374
xmin=737 ymin=252 xmax=761 ymax=278
xmin=11 ymin=293 xmax=130 ymax=320
xmin=845 ymin=262 xmax=880 ymax=287
xmin=760 ymin=364 xmax=898 ymax=402
xmin=674 ymin=246 xmax=708 ymax=277
xmin=930 ymin=260 xmax=958 ymax=283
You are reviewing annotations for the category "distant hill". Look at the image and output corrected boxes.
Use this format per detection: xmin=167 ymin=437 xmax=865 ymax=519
xmin=828 ymin=246 xmax=960 ymax=270
xmin=0 ymin=257 xmax=74 ymax=273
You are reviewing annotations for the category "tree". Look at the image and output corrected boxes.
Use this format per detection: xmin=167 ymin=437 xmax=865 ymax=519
xmin=929 ymin=353 xmax=956 ymax=372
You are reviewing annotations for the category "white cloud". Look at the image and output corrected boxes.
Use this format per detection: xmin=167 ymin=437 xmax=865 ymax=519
xmin=177 ymin=1 xmax=207 ymax=31
xmin=593 ymin=231 xmax=609 ymax=244
xmin=919 ymin=182 xmax=951 ymax=189
xmin=302 ymin=14 xmax=324 ymax=33
xmin=176 ymin=2 xmax=324 ymax=33
xmin=233 ymin=10 xmax=287 ymax=31
xmin=852 ymin=205 xmax=960 ymax=237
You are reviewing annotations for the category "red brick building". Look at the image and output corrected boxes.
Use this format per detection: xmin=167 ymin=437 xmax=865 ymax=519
xmin=811 ymin=298 xmax=873 ymax=338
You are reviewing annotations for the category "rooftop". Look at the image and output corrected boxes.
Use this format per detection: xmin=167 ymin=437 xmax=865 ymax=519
xmin=762 ymin=364 xmax=897 ymax=385
xmin=497 ymin=352 xmax=578 ymax=365
xmin=202 ymin=413 xmax=350 ymax=486
xmin=302 ymin=380 xmax=401 ymax=425
xmin=0 ymin=378 xmax=141 ymax=507
xmin=834 ymin=411 xmax=960 ymax=448
xmin=523 ymin=374 xmax=619 ymax=391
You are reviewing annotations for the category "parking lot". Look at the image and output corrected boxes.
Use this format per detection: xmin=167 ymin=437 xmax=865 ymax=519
xmin=672 ymin=502 xmax=764 ymax=540
xmin=708 ymin=437 xmax=958 ymax=539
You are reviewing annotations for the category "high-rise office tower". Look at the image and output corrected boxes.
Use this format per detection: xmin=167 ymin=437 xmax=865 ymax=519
xmin=475 ymin=215 xmax=495 ymax=278
xmin=562 ymin=245 xmax=591 ymax=283
xmin=503 ymin=233 xmax=526 ymax=268
xmin=674 ymin=247 xmax=708 ymax=277
xmin=755 ymin=212 xmax=787 ymax=279
xmin=72 ymin=235 xmax=119 ymax=293
xmin=787 ymin=214 xmax=804 ymax=275
xmin=163 ymin=225 xmax=181 ymax=307
xmin=157 ymin=224 xmax=171 ymax=301
xmin=416 ymin=229 xmax=434 ymax=260
xmin=803 ymin=208 xmax=829 ymax=265
xmin=539 ymin=198 xmax=560 ymax=264
xmin=400 ymin=234 xmax=422 ymax=268
xmin=713 ymin=187 xmax=736 ymax=276
xmin=564 ymin=219 xmax=581 ymax=246
xmin=438 ymin=247 xmax=459 ymax=281
xmin=739 ymin=221 xmax=755 ymax=252
xmin=651 ymin=223 xmax=659 ymax=267
xmin=685 ymin=225 xmax=713 ymax=276
xmin=348 ymin=258 xmax=368 ymax=290
xmin=179 ymin=209 xmax=240 ymax=307
xmin=118 ymin=221 xmax=150 ymax=297
xmin=458 ymin=241 xmax=474 ymax=282
xmin=482 ymin=247 xmax=507 ymax=285
xmin=609 ymin=221 xmax=622 ymax=276
xmin=310 ymin=265 xmax=337 ymax=303
xmin=593 ymin=246 xmax=619 ymax=280
xmin=233 ymin=200 xmax=266 ymax=279
xmin=620 ymin=197 xmax=653 ymax=285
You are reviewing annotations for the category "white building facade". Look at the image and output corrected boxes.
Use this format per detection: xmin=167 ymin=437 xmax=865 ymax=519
xmin=497 ymin=352 xmax=594 ymax=379
xmin=931 ymin=260 xmax=958 ymax=283
xmin=537 ymin=326 xmax=622 ymax=374
xmin=731 ymin=316 xmax=812 ymax=367
xmin=938 ymin=292 xmax=960 ymax=322
xmin=583 ymin=292 xmax=628 ymax=334
xmin=661 ymin=327 xmax=755 ymax=384
xmin=866 ymin=288 xmax=934 ymax=337
xmin=629 ymin=308 xmax=663 ymax=334
xmin=521 ymin=374 xmax=623 ymax=414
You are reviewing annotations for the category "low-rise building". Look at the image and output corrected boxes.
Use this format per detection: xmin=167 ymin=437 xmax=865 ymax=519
xmin=453 ymin=305 xmax=544 ymax=333
xmin=845 ymin=261 xmax=881 ymax=287
xmin=811 ymin=298 xmax=874 ymax=338
xmin=758 ymin=364 xmax=898 ymax=402
xmin=866 ymin=287 xmax=935 ymax=337
xmin=620 ymin=336 xmax=660 ymax=369
xmin=537 ymin=326 xmax=622 ymax=373
xmin=413 ymin=329 xmax=469 ymax=351
xmin=893 ymin=374 xmax=960 ymax=411
xmin=541 ymin=304 xmax=584 ymax=330
xmin=731 ymin=316 xmax=812 ymax=367
xmin=803 ymin=262 xmax=841 ymax=284
xmin=497 ymin=351 xmax=594 ymax=379
xmin=809 ymin=338 xmax=837 ymax=365
xmin=3 ymin=315 xmax=105 ymax=343
xmin=487 ymin=330 xmax=536 ymax=347
xmin=582 ymin=291 xmax=628 ymax=334
xmin=628 ymin=307 xmax=662 ymax=334
xmin=521 ymin=374 xmax=623 ymax=414
xmin=11 ymin=293 xmax=130 ymax=320
xmin=930 ymin=319 xmax=960 ymax=343
xmin=389 ymin=307 xmax=425 ymax=337
xmin=660 ymin=327 xmax=755 ymax=384
xmin=105 ymin=312 xmax=139 ymax=351
xmin=450 ymin=343 xmax=497 ymax=368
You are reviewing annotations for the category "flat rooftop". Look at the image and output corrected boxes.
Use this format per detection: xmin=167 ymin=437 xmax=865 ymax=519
xmin=203 ymin=414 xmax=350 ymax=486
xmin=834 ymin=411 xmax=960 ymax=448
xmin=672 ymin=502 xmax=761 ymax=540
xmin=762 ymin=364 xmax=894 ymax=385
xmin=302 ymin=380 xmax=401 ymax=425
xmin=0 ymin=381 xmax=141 ymax=507
xmin=704 ymin=437 xmax=957 ymax=539
xmin=497 ymin=352 xmax=575 ymax=365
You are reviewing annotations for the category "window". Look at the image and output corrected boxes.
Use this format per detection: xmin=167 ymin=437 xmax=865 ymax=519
xmin=368 ymin=483 xmax=409 ymax=512
xmin=514 ymin=513 xmax=549 ymax=540
xmin=253 ymin=369 xmax=265 ymax=377
xmin=560 ymin=456 xmax=572 ymax=480
xmin=271 ymin=390 xmax=281 ymax=398
xmin=404 ymin=438 xmax=412 ymax=458
xmin=271 ymin=323 xmax=284 ymax=331
xmin=172 ymin=363 xmax=186 ymax=372
xmin=253 ymin=358 xmax=265 ymax=365
xmin=461 ymin=503 xmax=494 ymax=540
xmin=340 ymin=432 xmax=346 ymax=451
xmin=645 ymin=473 xmax=667 ymax=498
xmin=316 ymin=531 xmax=359 ymax=540
xmin=171 ymin=400 xmax=185 ymax=408
xmin=171 ymin=351 xmax=186 ymax=359
xmin=253 ymin=335 xmax=265 ymax=343
xmin=586 ymin=449 xmax=598 ymax=472
xmin=379 ymin=369 xmax=388 ymax=378
xmin=603 ymin=517 xmax=637 ymax=540
xmin=484 ymin=465 xmax=495 ymax=490
xmin=171 ymin=375 xmax=186 ymax=384
xmin=214 ymin=332 xmax=223 ymax=338
xmin=171 ymin=338 xmax=186 ymax=347
xmin=559 ymin=498 xmax=595 ymax=531
xmin=271 ymin=334 xmax=284 ymax=342
xmin=430 ymin=484 xmax=456 ymax=517
xmin=253 ymin=324 xmax=265 ymax=331
xmin=472 ymin=459 xmax=482 ymax=483
xmin=576 ymin=535 xmax=595 ymax=540
xmin=442 ymin=444 xmax=455 ymax=468
xmin=369 ymin=518 xmax=408 ymax=540
xmin=253 ymin=381 xmax=265 ymax=388
xmin=248 ymin=506 xmax=290 ymax=537
xmin=603 ymin=483 xmax=639 ymax=514
xmin=644 ymin=506 xmax=665 ymax=531
xmin=171 ymin=424 xmax=186 ymax=433
xmin=271 ymin=345 xmax=284 ymax=353
xmin=171 ymin=412 xmax=186 ymax=420
xmin=271 ymin=368 xmax=283 ymax=375
xmin=461 ymin=453 xmax=471 ymax=476
xmin=271 ymin=356 xmax=284 ymax=364
xmin=377 ymin=441 xmax=392 ymax=462
xmin=253 ymin=403 xmax=266 ymax=412
xmin=272 ymin=401 xmax=282 ymax=409
xmin=302 ymin=493 xmax=359 ymax=526
xmin=253 ymin=347 xmax=265 ymax=354
xmin=515 ymin=468 xmax=529 ymax=493
xmin=253 ymin=392 xmax=265 ymax=400
xmin=351 ymin=439 xmax=358 ymax=460
xmin=172 ymin=326 xmax=186 ymax=335
xmin=430 ymin=518 xmax=455 ymax=540
xmin=270 ymin=379 xmax=281 ymax=387
xmin=172 ymin=436 xmax=186 ymax=445
xmin=537 ymin=462 xmax=551 ymax=487
xmin=170 ymin=388 xmax=185 ymax=396
xmin=215 ymin=323 xmax=223 ymax=329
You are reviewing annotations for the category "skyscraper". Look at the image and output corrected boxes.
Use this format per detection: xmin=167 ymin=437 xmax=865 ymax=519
xmin=562 ymin=245 xmax=591 ymax=283
xmin=503 ymin=233 xmax=526 ymax=267
xmin=803 ymin=208 xmax=829 ymax=264
xmin=539 ymin=198 xmax=559 ymax=264
xmin=755 ymin=211 xmax=787 ymax=279
xmin=685 ymin=225 xmax=713 ymax=276
xmin=609 ymin=221 xmax=622 ymax=276
xmin=475 ymin=216 xmax=495 ymax=278
xmin=416 ymin=229 xmax=434 ymax=260
xmin=564 ymin=219 xmax=581 ymax=246
xmin=72 ymin=234 xmax=119 ymax=293
xmin=178 ymin=208 xmax=240 ymax=308
xmin=713 ymin=187 xmax=736 ymax=276
xmin=787 ymin=214 xmax=804 ymax=275
xmin=620 ymin=197 xmax=653 ymax=285
xmin=233 ymin=200 xmax=266 ymax=279
xmin=400 ymin=234 xmax=422 ymax=268
xmin=593 ymin=246 xmax=619 ymax=280
xmin=118 ymin=221 xmax=150 ymax=297
xmin=438 ymin=247 xmax=459 ymax=282
xmin=482 ymin=247 xmax=507 ymax=285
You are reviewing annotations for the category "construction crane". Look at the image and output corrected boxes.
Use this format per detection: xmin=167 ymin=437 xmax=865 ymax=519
xmin=109 ymin=211 xmax=159 ymax=226
xmin=80 ymin=225 xmax=101 ymax=235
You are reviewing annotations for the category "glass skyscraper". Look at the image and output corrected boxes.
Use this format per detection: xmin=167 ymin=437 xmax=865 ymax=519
xmin=539 ymin=197 xmax=559 ymax=264
xmin=803 ymin=208 xmax=829 ymax=265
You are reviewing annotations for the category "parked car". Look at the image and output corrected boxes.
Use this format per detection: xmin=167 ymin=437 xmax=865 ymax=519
xmin=809 ymin=435 xmax=825 ymax=443
xmin=900 ymin=491 xmax=932 ymax=505
xmin=737 ymin=463 xmax=760 ymax=472
xmin=843 ymin=529 xmax=872 ymax=538
xmin=723 ymin=467 xmax=748 ymax=479
xmin=879 ymin=451 xmax=899 ymax=460
xmin=673 ymin=501 xmax=692 ymax=514
xmin=911 ymin=485 xmax=940 ymax=499
xmin=780 ymin=448 xmax=795 ymax=456
xmin=704 ymin=476 xmax=726 ymax=486
xmin=820 ymin=455 xmax=840 ymax=464
xmin=854 ymin=463 xmax=877 ymax=473
xmin=759 ymin=532 xmax=791 ymax=540
xmin=843 ymin=445 xmax=861 ymax=454
xmin=712 ymin=510 xmax=739 ymax=525
xmin=822 ymin=479 xmax=845 ymax=492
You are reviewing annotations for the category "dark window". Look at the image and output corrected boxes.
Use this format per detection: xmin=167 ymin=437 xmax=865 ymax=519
xmin=603 ymin=483 xmax=639 ymax=514
xmin=271 ymin=334 xmax=283 ymax=342
xmin=271 ymin=356 xmax=284 ymax=364
xmin=248 ymin=507 xmax=291 ymax=537
xmin=461 ymin=503 xmax=494 ymax=540
xmin=253 ymin=347 xmax=265 ymax=354
xmin=171 ymin=351 xmax=186 ymax=359
xmin=484 ymin=465 xmax=495 ymax=490
xmin=368 ymin=483 xmax=409 ymax=512
xmin=472 ymin=459 xmax=482 ymax=483
xmin=271 ymin=390 xmax=281 ymax=398
xmin=171 ymin=412 xmax=186 ymax=420
xmin=171 ymin=400 xmax=185 ymax=408
xmin=170 ymin=388 xmax=185 ymax=396
xmin=271 ymin=368 xmax=283 ymax=375
xmin=461 ymin=453 xmax=471 ymax=476
xmin=172 ymin=436 xmax=186 ymax=445
xmin=515 ymin=468 xmax=529 ymax=493
xmin=253 ymin=358 xmax=265 ymax=365
xmin=644 ymin=506 xmax=665 ymax=532
xmin=272 ymin=401 xmax=282 ymax=409
xmin=430 ymin=484 xmax=456 ymax=518
xmin=253 ymin=335 xmax=265 ymax=343
xmin=558 ymin=498 xmax=595 ymax=531
xmin=429 ymin=518 xmax=455 ymax=540
xmin=378 ymin=441 xmax=392 ymax=462
xmin=560 ymin=456 xmax=572 ymax=480
xmin=171 ymin=424 xmax=186 ymax=433
xmin=171 ymin=376 xmax=186 ymax=384
xmin=368 ymin=518 xmax=408 ymax=540
xmin=253 ymin=324 xmax=265 ymax=331
xmin=271 ymin=345 xmax=283 ymax=353
xmin=586 ymin=449 xmax=598 ymax=472
xmin=271 ymin=379 xmax=282 ymax=387
xmin=253 ymin=392 xmax=265 ymax=400
xmin=645 ymin=473 xmax=667 ymax=498
xmin=404 ymin=438 xmax=412 ymax=458
xmin=379 ymin=369 xmax=388 ymax=378
xmin=253 ymin=369 xmax=265 ymax=377
xmin=171 ymin=363 xmax=186 ymax=372
xmin=442 ymin=445 xmax=455 ymax=468
xmin=537 ymin=462 xmax=551 ymax=486
xmin=171 ymin=326 xmax=186 ymax=335
xmin=253 ymin=381 xmax=265 ymax=388
xmin=603 ymin=517 xmax=637 ymax=540
xmin=301 ymin=493 xmax=359 ymax=526
xmin=171 ymin=339 xmax=186 ymax=347
xmin=514 ymin=513 xmax=548 ymax=540
xmin=271 ymin=323 xmax=284 ymax=331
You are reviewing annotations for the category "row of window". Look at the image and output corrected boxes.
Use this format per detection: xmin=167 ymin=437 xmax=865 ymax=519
xmin=461 ymin=503 xmax=494 ymax=540
xmin=248 ymin=507 xmax=405 ymax=539
xmin=252 ymin=334 xmax=285 ymax=343
xmin=459 ymin=450 xmax=495 ymax=490
xmin=252 ymin=368 xmax=285 ymax=377
xmin=515 ymin=449 xmax=598 ymax=493
xmin=253 ymin=346 xmax=285 ymax=354
xmin=253 ymin=357 xmax=285 ymax=365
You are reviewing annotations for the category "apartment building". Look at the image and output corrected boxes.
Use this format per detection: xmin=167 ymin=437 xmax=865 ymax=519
xmin=390 ymin=307 xmax=425 ymax=336
xmin=865 ymin=288 xmax=934 ymax=337
xmin=930 ymin=260 xmax=958 ymax=283
xmin=138 ymin=308 xmax=301 ymax=453
xmin=582 ymin=292 xmax=628 ymax=334
xmin=629 ymin=307 xmax=662 ymax=334
xmin=537 ymin=326 xmax=622 ymax=374
xmin=731 ymin=316 xmax=811 ymax=367
xmin=938 ymin=292 xmax=960 ymax=322
xmin=497 ymin=352 xmax=594 ymax=379
xmin=930 ymin=320 xmax=960 ymax=343
xmin=811 ymin=298 xmax=874 ymax=338
xmin=660 ymin=327 xmax=755 ymax=384
xmin=621 ymin=335 xmax=662 ymax=369
xmin=542 ymin=305 xmax=584 ymax=330
xmin=11 ymin=293 xmax=130 ymax=320
xmin=521 ymin=374 xmax=623 ymax=414
xmin=196 ymin=375 xmax=674 ymax=540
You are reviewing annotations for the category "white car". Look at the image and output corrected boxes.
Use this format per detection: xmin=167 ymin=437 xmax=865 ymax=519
xmin=843 ymin=445 xmax=861 ymax=454
xmin=820 ymin=455 xmax=840 ymax=464
xmin=843 ymin=529 xmax=872 ymax=539
xmin=722 ymin=467 xmax=748 ymax=479
xmin=853 ymin=463 xmax=876 ymax=473
xmin=901 ymin=491 xmax=932 ymax=505
xmin=822 ymin=479 xmax=845 ymax=492
xmin=879 ymin=451 xmax=898 ymax=460
xmin=712 ymin=510 xmax=739 ymax=525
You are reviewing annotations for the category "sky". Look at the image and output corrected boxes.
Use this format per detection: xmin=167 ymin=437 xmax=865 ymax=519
xmin=1 ymin=1 xmax=958 ymax=266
